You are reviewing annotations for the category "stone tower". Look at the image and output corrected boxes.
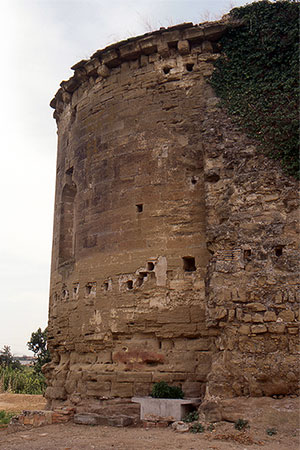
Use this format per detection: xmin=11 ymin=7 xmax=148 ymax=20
xmin=46 ymin=21 xmax=299 ymax=412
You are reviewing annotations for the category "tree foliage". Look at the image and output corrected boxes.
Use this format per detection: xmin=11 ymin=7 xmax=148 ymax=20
xmin=27 ymin=327 xmax=51 ymax=373
xmin=0 ymin=340 xmax=48 ymax=394
xmin=0 ymin=346 xmax=21 ymax=370
xmin=211 ymin=0 xmax=299 ymax=178
xmin=0 ymin=366 xmax=46 ymax=394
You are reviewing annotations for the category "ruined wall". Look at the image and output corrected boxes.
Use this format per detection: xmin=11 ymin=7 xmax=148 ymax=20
xmin=46 ymin=21 xmax=299 ymax=411
xmin=202 ymin=101 xmax=299 ymax=398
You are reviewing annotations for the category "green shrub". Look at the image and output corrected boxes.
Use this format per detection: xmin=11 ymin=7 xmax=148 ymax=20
xmin=190 ymin=422 xmax=205 ymax=433
xmin=211 ymin=0 xmax=299 ymax=178
xmin=151 ymin=381 xmax=184 ymax=399
xmin=266 ymin=427 xmax=277 ymax=436
xmin=234 ymin=418 xmax=249 ymax=431
xmin=183 ymin=411 xmax=199 ymax=423
xmin=0 ymin=366 xmax=46 ymax=395
xmin=0 ymin=410 xmax=15 ymax=425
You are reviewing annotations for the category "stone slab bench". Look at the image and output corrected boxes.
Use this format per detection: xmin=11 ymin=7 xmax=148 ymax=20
xmin=132 ymin=397 xmax=201 ymax=421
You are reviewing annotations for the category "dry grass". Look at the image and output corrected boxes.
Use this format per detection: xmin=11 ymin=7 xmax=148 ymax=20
xmin=0 ymin=393 xmax=46 ymax=414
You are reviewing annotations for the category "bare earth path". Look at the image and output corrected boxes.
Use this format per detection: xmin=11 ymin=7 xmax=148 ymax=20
xmin=0 ymin=394 xmax=299 ymax=450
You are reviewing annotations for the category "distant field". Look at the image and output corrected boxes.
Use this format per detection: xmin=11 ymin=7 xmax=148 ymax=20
xmin=0 ymin=393 xmax=46 ymax=414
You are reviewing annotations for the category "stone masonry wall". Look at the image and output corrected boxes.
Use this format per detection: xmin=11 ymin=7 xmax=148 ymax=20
xmin=45 ymin=20 xmax=299 ymax=412
xmin=202 ymin=102 xmax=299 ymax=398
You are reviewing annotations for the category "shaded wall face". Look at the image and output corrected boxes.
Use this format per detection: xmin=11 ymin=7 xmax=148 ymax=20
xmin=47 ymin=45 xmax=217 ymax=407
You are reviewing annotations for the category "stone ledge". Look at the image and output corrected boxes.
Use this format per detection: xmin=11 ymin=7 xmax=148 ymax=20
xmin=142 ymin=420 xmax=169 ymax=428
xmin=74 ymin=413 xmax=134 ymax=427
xmin=132 ymin=396 xmax=201 ymax=421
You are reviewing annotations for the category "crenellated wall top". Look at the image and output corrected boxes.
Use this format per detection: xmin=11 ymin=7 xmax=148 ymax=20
xmin=50 ymin=19 xmax=240 ymax=120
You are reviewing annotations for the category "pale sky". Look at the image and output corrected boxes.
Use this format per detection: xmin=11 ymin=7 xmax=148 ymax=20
xmin=0 ymin=0 xmax=250 ymax=356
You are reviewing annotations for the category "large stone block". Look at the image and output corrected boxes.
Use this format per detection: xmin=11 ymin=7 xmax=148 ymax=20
xmin=157 ymin=307 xmax=190 ymax=324
xmin=45 ymin=386 xmax=67 ymax=400
xmin=111 ymin=382 xmax=134 ymax=398
xmin=74 ymin=413 xmax=101 ymax=425
xmin=278 ymin=310 xmax=295 ymax=322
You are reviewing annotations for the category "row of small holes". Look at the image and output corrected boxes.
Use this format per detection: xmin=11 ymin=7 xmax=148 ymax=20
xmin=58 ymin=257 xmax=197 ymax=300
xmin=163 ymin=63 xmax=194 ymax=74
xmin=244 ymin=247 xmax=284 ymax=261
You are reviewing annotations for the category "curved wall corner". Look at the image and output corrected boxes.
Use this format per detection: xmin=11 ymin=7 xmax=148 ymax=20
xmin=46 ymin=22 xmax=220 ymax=409
xmin=46 ymin=21 xmax=300 ymax=411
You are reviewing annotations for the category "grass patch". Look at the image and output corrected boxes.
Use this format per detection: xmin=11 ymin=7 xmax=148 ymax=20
xmin=190 ymin=422 xmax=205 ymax=433
xmin=0 ymin=366 xmax=46 ymax=395
xmin=234 ymin=418 xmax=249 ymax=431
xmin=183 ymin=411 xmax=199 ymax=423
xmin=266 ymin=427 xmax=277 ymax=436
xmin=0 ymin=410 xmax=15 ymax=425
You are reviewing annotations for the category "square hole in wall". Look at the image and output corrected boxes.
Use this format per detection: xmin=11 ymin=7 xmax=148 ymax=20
xmin=127 ymin=280 xmax=133 ymax=290
xmin=85 ymin=282 xmax=96 ymax=297
xmin=182 ymin=256 xmax=196 ymax=272
xmin=275 ymin=246 xmax=283 ymax=257
xmin=86 ymin=285 xmax=92 ymax=295
xmin=73 ymin=283 xmax=79 ymax=299
xmin=147 ymin=262 xmax=155 ymax=271
xmin=66 ymin=166 xmax=73 ymax=175
xmin=186 ymin=63 xmax=194 ymax=72
xmin=136 ymin=204 xmax=143 ymax=213
xmin=62 ymin=287 xmax=69 ymax=300
xmin=244 ymin=249 xmax=252 ymax=261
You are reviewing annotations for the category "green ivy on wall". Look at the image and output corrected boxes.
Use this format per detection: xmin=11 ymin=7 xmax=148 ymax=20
xmin=211 ymin=0 xmax=299 ymax=178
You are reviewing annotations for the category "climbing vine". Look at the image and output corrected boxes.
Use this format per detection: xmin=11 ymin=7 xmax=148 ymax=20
xmin=211 ymin=0 xmax=299 ymax=178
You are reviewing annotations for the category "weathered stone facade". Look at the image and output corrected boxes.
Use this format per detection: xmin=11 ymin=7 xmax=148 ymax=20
xmin=46 ymin=21 xmax=299 ymax=412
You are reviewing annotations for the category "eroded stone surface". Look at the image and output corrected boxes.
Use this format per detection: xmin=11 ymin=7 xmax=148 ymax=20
xmin=45 ymin=20 xmax=299 ymax=412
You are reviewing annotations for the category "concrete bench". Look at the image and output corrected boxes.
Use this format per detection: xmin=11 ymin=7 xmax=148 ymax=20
xmin=132 ymin=397 xmax=201 ymax=421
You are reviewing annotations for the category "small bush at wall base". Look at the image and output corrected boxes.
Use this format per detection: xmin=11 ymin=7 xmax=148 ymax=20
xmin=211 ymin=0 xmax=299 ymax=179
xmin=151 ymin=381 xmax=184 ymax=399
xmin=234 ymin=418 xmax=249 ymax=431
xmin=190 ymin=422 xmax=205 ymax=433
xmin=266 ymin=427 xmax=277 ymax=436
xmin=183 ymin=411 xmax=199 ymax=423
xmin=0 ymin=410 xmax=15 ymax=425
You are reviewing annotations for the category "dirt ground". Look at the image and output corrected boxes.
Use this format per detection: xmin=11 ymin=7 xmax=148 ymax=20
xmin=0 ymin=394 xmax=299 ymax=450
